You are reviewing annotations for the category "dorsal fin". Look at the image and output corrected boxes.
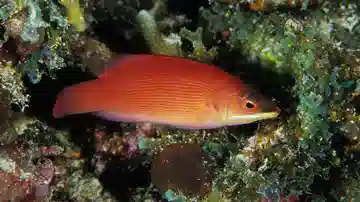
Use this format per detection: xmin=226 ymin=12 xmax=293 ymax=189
xmin=88 ymin=54 xmax=133 ymax=77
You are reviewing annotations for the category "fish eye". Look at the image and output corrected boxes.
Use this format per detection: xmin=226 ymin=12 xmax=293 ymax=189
xmin=245 ymin=101 xmax=255 ymax=109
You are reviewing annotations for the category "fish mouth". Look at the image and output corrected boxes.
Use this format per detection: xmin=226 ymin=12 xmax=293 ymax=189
xmin=227 ymin=111 xmax=280 ymax=124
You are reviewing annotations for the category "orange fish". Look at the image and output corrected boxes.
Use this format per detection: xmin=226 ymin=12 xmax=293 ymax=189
xmin=53 ymin=54 xmax=280 ymax=129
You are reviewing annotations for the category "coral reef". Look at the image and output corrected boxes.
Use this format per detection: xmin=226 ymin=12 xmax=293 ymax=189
xmin=0 ymin=0 xmax=360 ymax=201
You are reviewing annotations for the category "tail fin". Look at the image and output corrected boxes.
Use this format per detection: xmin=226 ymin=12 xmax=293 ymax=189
xmin=53 ymin=79 xmax=105 ymax=118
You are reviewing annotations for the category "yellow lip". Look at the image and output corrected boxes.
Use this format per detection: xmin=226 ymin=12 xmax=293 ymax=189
xmin=227 ymin=111 xmax=280 ymax=125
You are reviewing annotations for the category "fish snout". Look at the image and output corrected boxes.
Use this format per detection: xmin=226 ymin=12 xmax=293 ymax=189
xmin=259 ymin=99 xmax=281 ymax=115
xmin=258 ymin=99 xmax=281 ymax=121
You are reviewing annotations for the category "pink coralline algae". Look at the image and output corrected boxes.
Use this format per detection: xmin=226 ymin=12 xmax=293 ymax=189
xmin=0 ymin=158 xmax=54 ymax=202
xmin=0 ymin=171 xmax=33 ymax=201
xmin=33 ymin=158 xmax=55 ymax=199
xmin=94 ymin=123 xmax=155 ymax=159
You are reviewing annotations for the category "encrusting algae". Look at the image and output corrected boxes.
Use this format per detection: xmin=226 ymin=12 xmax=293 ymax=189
xmin=0 ymin=0 xmax=360 ymax=201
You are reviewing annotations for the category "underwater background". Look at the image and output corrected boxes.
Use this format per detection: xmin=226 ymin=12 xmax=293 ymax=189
xmin=0 ymin=0 xmax=360 ymax=201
